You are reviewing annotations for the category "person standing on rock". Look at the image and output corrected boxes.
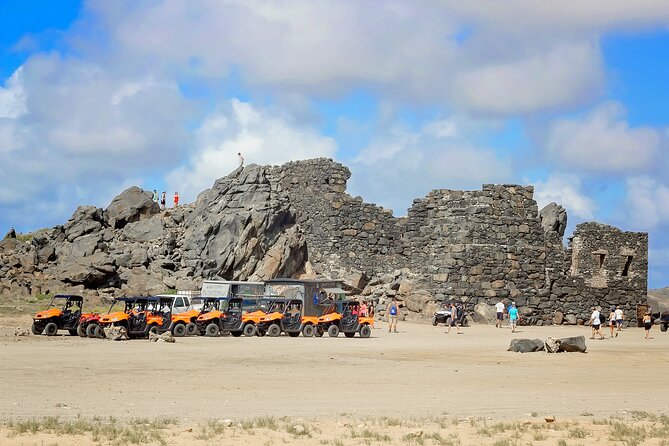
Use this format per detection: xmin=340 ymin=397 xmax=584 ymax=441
xmin=160 ymin=191 xmax=166 ymax=209
xmin=643 ymin=310 xmax=653 ymax=339
xmin=446 ymin=302 xmax=462 ymax=334
xmin=589 ymin=307 xmax=604 ymax=339
xmin=615 ymin=306 xmax=624 ymax=330
xmin=238 ymin=152 xmax=244 ymax=167
xmin=173 ymin=191 xmax=179 ymax=207
xmin=508 ymin=302 xmax=519 ymax=333
xmin=495 ymin=300 xmax=505 ymax=328
xmin=608 ymin=307 xmax=618 ymax=338
xmin=152 ymin=190 xmax=158 ymax=204
xmin=387 ymin=298 xmax=399 ymax=333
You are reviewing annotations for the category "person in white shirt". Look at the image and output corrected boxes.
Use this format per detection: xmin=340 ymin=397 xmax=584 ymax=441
xmin=238 ymin=152 xmax=244 ymax=167
xmin=615 ymin=306 xmax=624 ymax=331
xmin=589 ymin=307 xmax=604 ymax=339
xmin=495 ymin=300 xmax=505 ymax=328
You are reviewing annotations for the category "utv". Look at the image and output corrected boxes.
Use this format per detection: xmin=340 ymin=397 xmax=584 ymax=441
xmin=256 ymin=299 xmax=303 ymax=337
xmin=170 ymin=300 xmax=209 ymax=337
xmin=78 ymin=312 xmax=102 ymax=338
xmin=317 ymin=300 xmax=373 ymax=338
xmin=432 ymin=301 xmax=468 ymax=327
xmin=98 ymin=296 xmax=173 ymax=339
xmin=197 ymin=297 xmax=276 ymax=337
xmin=31 ymin=294 xmax=85 ymax=336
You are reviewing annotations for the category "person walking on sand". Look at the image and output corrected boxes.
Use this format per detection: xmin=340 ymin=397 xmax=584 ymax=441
xmin=238 ymin=152 xmax=244 ymax=167
xmin=589 ymin=307 xmax=604 ymax=339
xmin=643 ymin=310 xmax=653 ymax=339
xmin=495 ymin=300 xmax=505 ymax=328
xmin=173 ymin=191 xmax=179 ymax=208
xmin=446 ymin=302 xmax=462 ymax=334
xmin=508 ymin=302 xmax=519 ymax=333
xmin=615 ymin=306 xmax=624 ymax=330
xmin=609 ymin=307 xmax=618 ymax=338
xmin=387 ymin=298 xmax=399 ymax=333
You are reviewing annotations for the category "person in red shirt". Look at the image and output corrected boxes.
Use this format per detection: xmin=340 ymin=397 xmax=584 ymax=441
xmin=173 ymin=192 xmax=179 ymax=207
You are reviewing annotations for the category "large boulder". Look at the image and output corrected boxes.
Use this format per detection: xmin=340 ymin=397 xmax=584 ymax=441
xmin=106 ymin=187 xmax=160 ymax=229
xmin=473 ymin=302 xmax=497 ymax=324
xmin=64 ymin=206 xmax=104 ymax=241
xmin=3 ymin=227 xmax=16 ymax=239
xmin=508 ymin=338 xmax=545 ymax=353
xmin=539 ymin=202 xmax=567 ymax=236
xmin=123 ymin=218 xmax=165 ymax=243
xmin=54 ymin=252 xmax=116 ymax=287
xmin=558 ymin=336 xmax=587 ymax=353
xmin=553 ymin=311 xmax=564 ymax=325
xmin=564 ymin=314 xmax=578 ymax=325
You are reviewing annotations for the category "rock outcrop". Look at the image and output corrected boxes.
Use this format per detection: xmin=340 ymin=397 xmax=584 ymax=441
xmin=0 ymin=158 xmax=648 ymax=323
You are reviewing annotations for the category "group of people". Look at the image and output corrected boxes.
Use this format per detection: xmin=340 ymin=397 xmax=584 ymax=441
xmin=152 ymin=190 xmax=179 ymax=209
xmin=495 ymin=300 xmax=520 ymax=332
xmin=588 ymin=306 xmax=626 ymax=339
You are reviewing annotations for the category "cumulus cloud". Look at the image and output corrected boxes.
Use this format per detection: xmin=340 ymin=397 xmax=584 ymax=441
xmin=533 ymin=173 xmax=596 ymax=219
xmin=623 ymin=176 xmax=669 ymax=230
xmin=349 ymin=118 xmax=513 ymax=215
xmin=545 ymin=102 xmax=661 ymax=172
xmin=166 ymin=99 xmax=337 ymax=201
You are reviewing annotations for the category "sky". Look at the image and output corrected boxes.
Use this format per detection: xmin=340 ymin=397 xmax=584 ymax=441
xmin=1 ymin=1 xmax=669 ymax=288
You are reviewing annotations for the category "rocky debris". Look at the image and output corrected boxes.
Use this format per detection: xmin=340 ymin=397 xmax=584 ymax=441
xmin=106 ymin=186 xmax=159 ymax=229
xmin=64 ymin=206 xmax=104 ymax=242
xmin=557 ymin=336 xmax=587 ymax=353
xmin=473 ymin=302 xmax=497 ymax=324
xmin=122 ymin=219 xmax=165 ymax=243
xmin=14 ymin=327 xmax=30 ymax=336
xmin=544 ymin=337 xmax=561 ymax=353
xmin=103 ymin=326 xmax=128 ymax=341
xmin=292 ymin=424 xmax=306 ymax=435
xmin=508 ymin=338 xmax=545 ymax=353
xmin=149 ymin=331 xmax=175 ymax=343
xmin=4 ymin=227 xmax=16 ymax=239
xmin=539 ymin=202 xmax=567 ymax=236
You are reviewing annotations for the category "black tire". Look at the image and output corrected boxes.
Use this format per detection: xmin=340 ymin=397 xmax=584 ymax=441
xmin=256 ymin=327 xmax=266 ymax=337
xmin=344 ymin=332 xmax=355 ymax=338
xmin=220 ymin=330 xmax=230 ymax=337
xmin=432 ymin=317 xmax=438 ymax=326
xmin=302 ymin=325 xmax=315 ymax=337
xmin=44 ymin=322 xmax=58 ymax=336
xmin=243 ymin=323 xmax=256 ymax=337
xmin=205 ymin=323 xmax=220 ymax=337
xmin=77 ymin=324 xmax=87 ymax=337
xmin=172 ymin=323 xmax=187 ymax=337
xmin=87 ymin=323 xmax=103 ymax=338
xmin=31 ymin=322 xmax=42 ymax=335
xmin=68 ymin=329 xmax=78 ymax=336
xmin=149 ymin=325 xmax=160 ymax=335
xmin=360 ymin=324 xmax=372 ymax=338
xmin=327 ymin=324 xmax=340 ymax=337
xmin=661 ymin=324 xmax=668 ymax=333
xmin=231 ymin=331 xmax=243 ymax=337
xmin=186 ymin=323 xmax=198 ymax=336
xmin=288 ymin=331 xmax=300 ymax=337
xmin=315 ymin=326 xmax=324 ymax=337
xmin=267 ymin=324 xmax=281 ymax=337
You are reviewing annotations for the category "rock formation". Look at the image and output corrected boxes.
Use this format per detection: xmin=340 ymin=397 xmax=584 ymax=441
xmin=0 ymin=158 xmax=648 ymax=324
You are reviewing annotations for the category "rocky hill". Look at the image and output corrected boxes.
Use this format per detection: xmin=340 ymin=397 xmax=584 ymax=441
xmin=0 ymin=158 xmax=649 ymax=323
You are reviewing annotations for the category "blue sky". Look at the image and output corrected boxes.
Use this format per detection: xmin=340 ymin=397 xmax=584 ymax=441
xmin=1 ymin=1 xmax=669 ymax=288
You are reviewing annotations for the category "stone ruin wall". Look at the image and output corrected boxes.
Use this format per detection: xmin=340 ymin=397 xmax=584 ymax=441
xmin=270 ymin=159 xmax=648 ymax=323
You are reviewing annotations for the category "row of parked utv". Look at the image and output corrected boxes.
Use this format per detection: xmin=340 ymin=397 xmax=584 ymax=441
xmin=31 ymin=294 xmax=375 ymax=339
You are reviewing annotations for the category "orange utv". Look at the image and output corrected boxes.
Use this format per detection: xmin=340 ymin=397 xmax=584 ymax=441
xmin=255 ymin=299 xmax=300 ymax=337
xmin=32 ymin=294 xmax=87 ymax=336
xmin=98 ymin=296 xmax=173 ymax=339
xmin=197 ymin=297 xmax=276 ymax=337
xmin=191 ymin=297 xmax=231 ymax=336
xmin=169 ymin=299 xmax=211 ymax=337
xmin=317 ymin=300 xmax=373 ymax=338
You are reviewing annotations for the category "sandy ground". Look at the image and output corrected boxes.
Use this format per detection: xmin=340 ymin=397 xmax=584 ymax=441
xmin=1 ymin=316 xmax=668 ymax=444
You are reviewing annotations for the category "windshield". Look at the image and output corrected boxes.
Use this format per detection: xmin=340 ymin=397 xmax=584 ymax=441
xmin=202 ymin=299 xmax=221 ymax=312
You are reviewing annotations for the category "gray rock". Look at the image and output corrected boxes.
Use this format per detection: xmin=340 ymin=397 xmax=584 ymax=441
xmin=544 ymin=337 xmax=561 ymax=353
xmin=539 ymin=202 xmax=568 ymax=236
xmin=508 ymin=338 xmax=545 ymax=353
xmin=54 ymin=252 xmax=116 ymax=287
xmin=149 ymin=331 xmax=175 ymax=343
xmin=103 ymin=326 xmax=128 ymax=341
xmin=564 ymin=314 xmax=577 ymax=325
xmin=558 ymin=336 xmax=587 ymax=353
xmin=123 ymin=218 xmax=165 ymax=243
xmin=64 ymin=206 xmax=104 ymax=242
xmin=553 ymin=311 xmax=564 ymax=325
xmin=473 ymin=302 xmax=497 ymax=324
xmin=106 ymin=186 xmax=159 ymax=229
xmin=3 ymin=227 xmax=16 ymax=239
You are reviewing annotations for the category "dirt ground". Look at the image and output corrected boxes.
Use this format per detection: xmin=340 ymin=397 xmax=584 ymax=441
xmin=1 ymin=316 xmax=668 ymax=445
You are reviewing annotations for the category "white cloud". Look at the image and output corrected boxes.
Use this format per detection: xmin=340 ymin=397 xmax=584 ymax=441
xmin=533 ymin=173 xmax=596 ymax=219
xmin=624 ymin=176 xmax=669 ymax=229
xmin=166 ymin=99 xmax=337 ymax=201
xmin=0 ymin=68 xmax=27 ymax=119
xmin=545 ymin=102 xmax=661 ymax=172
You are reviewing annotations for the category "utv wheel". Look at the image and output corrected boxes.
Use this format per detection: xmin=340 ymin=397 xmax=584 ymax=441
xmin=302 ymin=325 xmax=315 ymax=337
xmin=327 ymin=325 xmax=340 ymax=338
xmin=344 ymin=332 xmax=355 ymax=338
xmin=205 ymin=323 xmax=220 ymax=337
xmin=31 ymin=322 xmax=42 ymax=335
xmin=172 ymin=323 xmax=187 ymax=337
xmin=77 ymin=324 xmax=87 ymax=337
xmin=432 ymin=317 xmax=438 ymax=326
xmin=220 ymin=330 xmax=230 ymax=337
xmin=44 ymin=322 xmax=59 ymax=336
xmin=359 ymin=325 xmax=372 ymax=338
xmin=68 ymin=329 xmax=78 ymax=336
xmin=267 ymin=324 xmax=281 ymax=337
xmin=256 ymin=327 xmax=266 ymax=337
xmin=315 ymin=326 xmax=324 ymax=337
xmin=186 ymin=323 xmax=198 ymax=336
xmin=87 ymin=324 xmax=103 ymax=338
xmin=661 ymin=324 xmax=668 ymax=333
xmin=288 ymin=331 xmax=300 ymax=337
xmin=243 ymin=323 xmax=256 ymax=337
xmin=149 ymin=325 xmax=160 ymax=335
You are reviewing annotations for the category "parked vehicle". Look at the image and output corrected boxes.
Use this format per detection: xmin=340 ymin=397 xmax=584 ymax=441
xmin=78 ymin=312 xmax=103 ymax=338
xmin=658 ymin=311 xmax=669 ymax=332
xmin=317 ymin=300 xmax=373 ymax=338
xmin=256 ymin=299 xmax=302 ymax=337
xmin=432 ymin=301 xmax=468 ymax=327
xmin=98 ymin=296 xmax=174 ymax=339
xmin=31 ymin=294 xmax=86 ymax=336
